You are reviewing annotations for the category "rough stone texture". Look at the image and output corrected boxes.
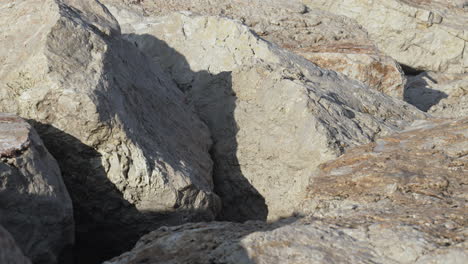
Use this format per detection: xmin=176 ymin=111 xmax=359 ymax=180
xmin=111 ymin=11 xmax=426 ymax=221
xmin=102 ymin=0 xmax=406 ymax=98
xmin=0 ymin=114 xmax=73 ymax=264
xmin=297 ymin=118 xmax=468 ymax=262
xmin=303 ymin=0 xmax=468 ymax=74
xmin=105 ymin=118 xmax=468 ymax=264
xmin=0 ymin=0 xmax=219 ymax=261
xmin=103 ymin=217 xmax=467 ymax=264
xmin=0 ymin=225 xmax=32 ymax=264
xmin=406 ymin=72 xmax=468 ymax=118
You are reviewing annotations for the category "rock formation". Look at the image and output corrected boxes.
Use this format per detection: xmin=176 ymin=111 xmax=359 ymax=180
xmin=405 ymin=72 xmax=468 ymax=118
xmin=303 ymin=0 xmax=468 ymax=75
xmin=0 ymin=114 xmax=73 ymax=264
xmin=297 ymin=117 xmax=468 ymax=262
xmin=104 ymin=118 xmax=467 ymax=264
xmin=0 ymin=225 xmax=32 ymax=264
xmin=0 ymin=0 xmax=219 ymax=260
xmin=102 ymin=0 xmax=406 ymax=98
xmin=112 ymin=11 xmax=426 ymax=221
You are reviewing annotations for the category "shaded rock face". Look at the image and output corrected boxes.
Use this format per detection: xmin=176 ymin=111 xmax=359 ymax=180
xmin=0 ymin=114 xmax=73 ymax=264
xmin=405 ymin=72 xmax=468 ymax=118
xmin=105 ymin=118 xmax=468 ymax=264
xmin=110 ymin=12 xmax=426 ymax=221
xmin=0 ymin=0 xmax=219 ymax=261
xmin=0 ymin=225 xmax=32 ymax=264
xmin=102 ymin=0 xmax=406 ymax=98
xmin=303 ymin=0 xmax=468 ymax=75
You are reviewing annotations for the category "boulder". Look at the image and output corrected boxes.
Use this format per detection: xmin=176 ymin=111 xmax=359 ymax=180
xmin=113 ymin=12 xmax=426 ymax=221
xmin=0 ymin=114 xmax=73 ymax=264
xmin=405 ymin=72 xmax=468 ymax=118
xmin=302 ymin=0 xmax=468 ymax=74
xmin=101 ymin=0 xmax=406 ymax=98
xmin=0 ymin=0 xmax=219 ymax=260
xmin=297 ymin=118 xmax=468 ymax=262
xmin=0 ymin=225 xmax=31 ymax=264
xmin=103 ymin=218 xmax=467 ymax=264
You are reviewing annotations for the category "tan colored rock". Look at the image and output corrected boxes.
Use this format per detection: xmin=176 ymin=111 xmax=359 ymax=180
xmin=303 ymin=0 xmax=468 ymax=74
xmin=0 ymin=225 xmax=31 ymax=264
xmin=0 ymin=114 xmax=73 ymax=264
xmin=102 ymin=0 xmax=406 ymax=98
xmin=0 ymin=0 xmax=219 ymax=260
xmin=103 ymin=217 xmax=467 ymax=264
xmin=297 ymin=118 xmax=468 ymax=262
xmin=406 ymin=72 xmax=468 ymax=118
xmin=106 ymin=118 xmax=468 ymax=264
xmin=114 ymin=12 xmax=426 ymax=221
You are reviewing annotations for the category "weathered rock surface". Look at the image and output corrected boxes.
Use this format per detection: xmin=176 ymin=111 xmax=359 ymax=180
xmin=0 ymin=225 xmax=31 ymax=264
xmin=112 ymin=11 xmax=426 ymax=221
xmin=105 ymin=118 xmax=468 ymax=264
xmin=0 ymin=0 xmax=219 ymax=261
xmin=297 ymin=118 xmax=468 ymax=262
xmin=303 ymin=0 xmax=468 ymax=74
xmin=0 ymin=114 xmax=73 ymax=264
xmin=102 ymin=0 xmax=406 ymax=98
xmin=103 ymin=217 xmax=467 ymax=264
xmin=405 ymin=72 xmax=468 ymax=118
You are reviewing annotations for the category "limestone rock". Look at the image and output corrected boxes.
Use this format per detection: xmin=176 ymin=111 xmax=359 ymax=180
xmin=303 ymin=0 xmax=468 ymax=74
xmin=113 ymin=12 xmax=426 ymax=221
xmin=101 ymin=0 xmax=406 ymax=98
xmin=0 ymin=114 xmax=73 ymax=264
xmin=405 ymin=72 xmax=468 ymax=118
xmin=103 ymin=217 xmax=467 ymax=264
xmin=0 ymin=0 xmax=219 ymax=260
xmin=0 ymin=225 xmax=31 ymax=264
xmin=297 ymin=118 xmax=468 ymax=262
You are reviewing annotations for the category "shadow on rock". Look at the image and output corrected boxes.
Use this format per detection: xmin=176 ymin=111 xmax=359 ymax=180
xmin=404 ymin=72 xmax=448 ymax=111
xmin=103 ymin=216 xmax=303 ymax=264
xmin=123 ymin=33 xmax=269 ymax=222
xmin=28 ymin=122 xmax=214 ymax=264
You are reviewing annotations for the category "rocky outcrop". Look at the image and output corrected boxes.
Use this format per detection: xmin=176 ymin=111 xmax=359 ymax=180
xmin=0 ymin=225 xmax=31 ymax=264
xmin=0 ymin=114 xmax=73 ymax=264
xmin=105 ymin=118 xmax=468 ymax=264
xmin=113 ymin=11 xmax=426 ymax=221
xmin=0 ymin=0 xmax=219 ymax=260
xmin=303 ymin=0 xmax=468 ymax=75
xmin=405 ymin=72 xmax=468 ymax=118
xmin=102 ymin=0 xmax=406 ymax=98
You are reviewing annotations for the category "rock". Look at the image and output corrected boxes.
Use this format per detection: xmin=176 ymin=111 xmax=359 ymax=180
xmin=405 ymin=72 xmax=468 ymax=118
xmin=303 ymin=0 xmax=468 ymax=74
xmin=111 ymin=11 xmax=426 ymax=221
xmin=101 ymin=0 xmax=406 ymax=98
xmin=105 ymin=118 xmax=468 ymax=264
xmin=0 ymin=114 xmax=73 ymax=264
xmin=103 ymin=217 xmax=467 ymax=264
xmin=0 ymin=225 xmax=31 ymax=264
xmin=0 ymin=0 xmax=219 ymax=260
xmin=297 ymin=118 xmax=468 ymax=262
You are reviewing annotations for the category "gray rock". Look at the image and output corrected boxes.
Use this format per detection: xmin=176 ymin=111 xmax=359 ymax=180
xmin=0 ymin=225 xmax=31 ymax=264
xmin=0 ymin=114 xmax=73 ymax=264
xmin=112 ymin=12 xmax=426 ymax=221
xmin=0 ymin=0 xmax=219 ymax=259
